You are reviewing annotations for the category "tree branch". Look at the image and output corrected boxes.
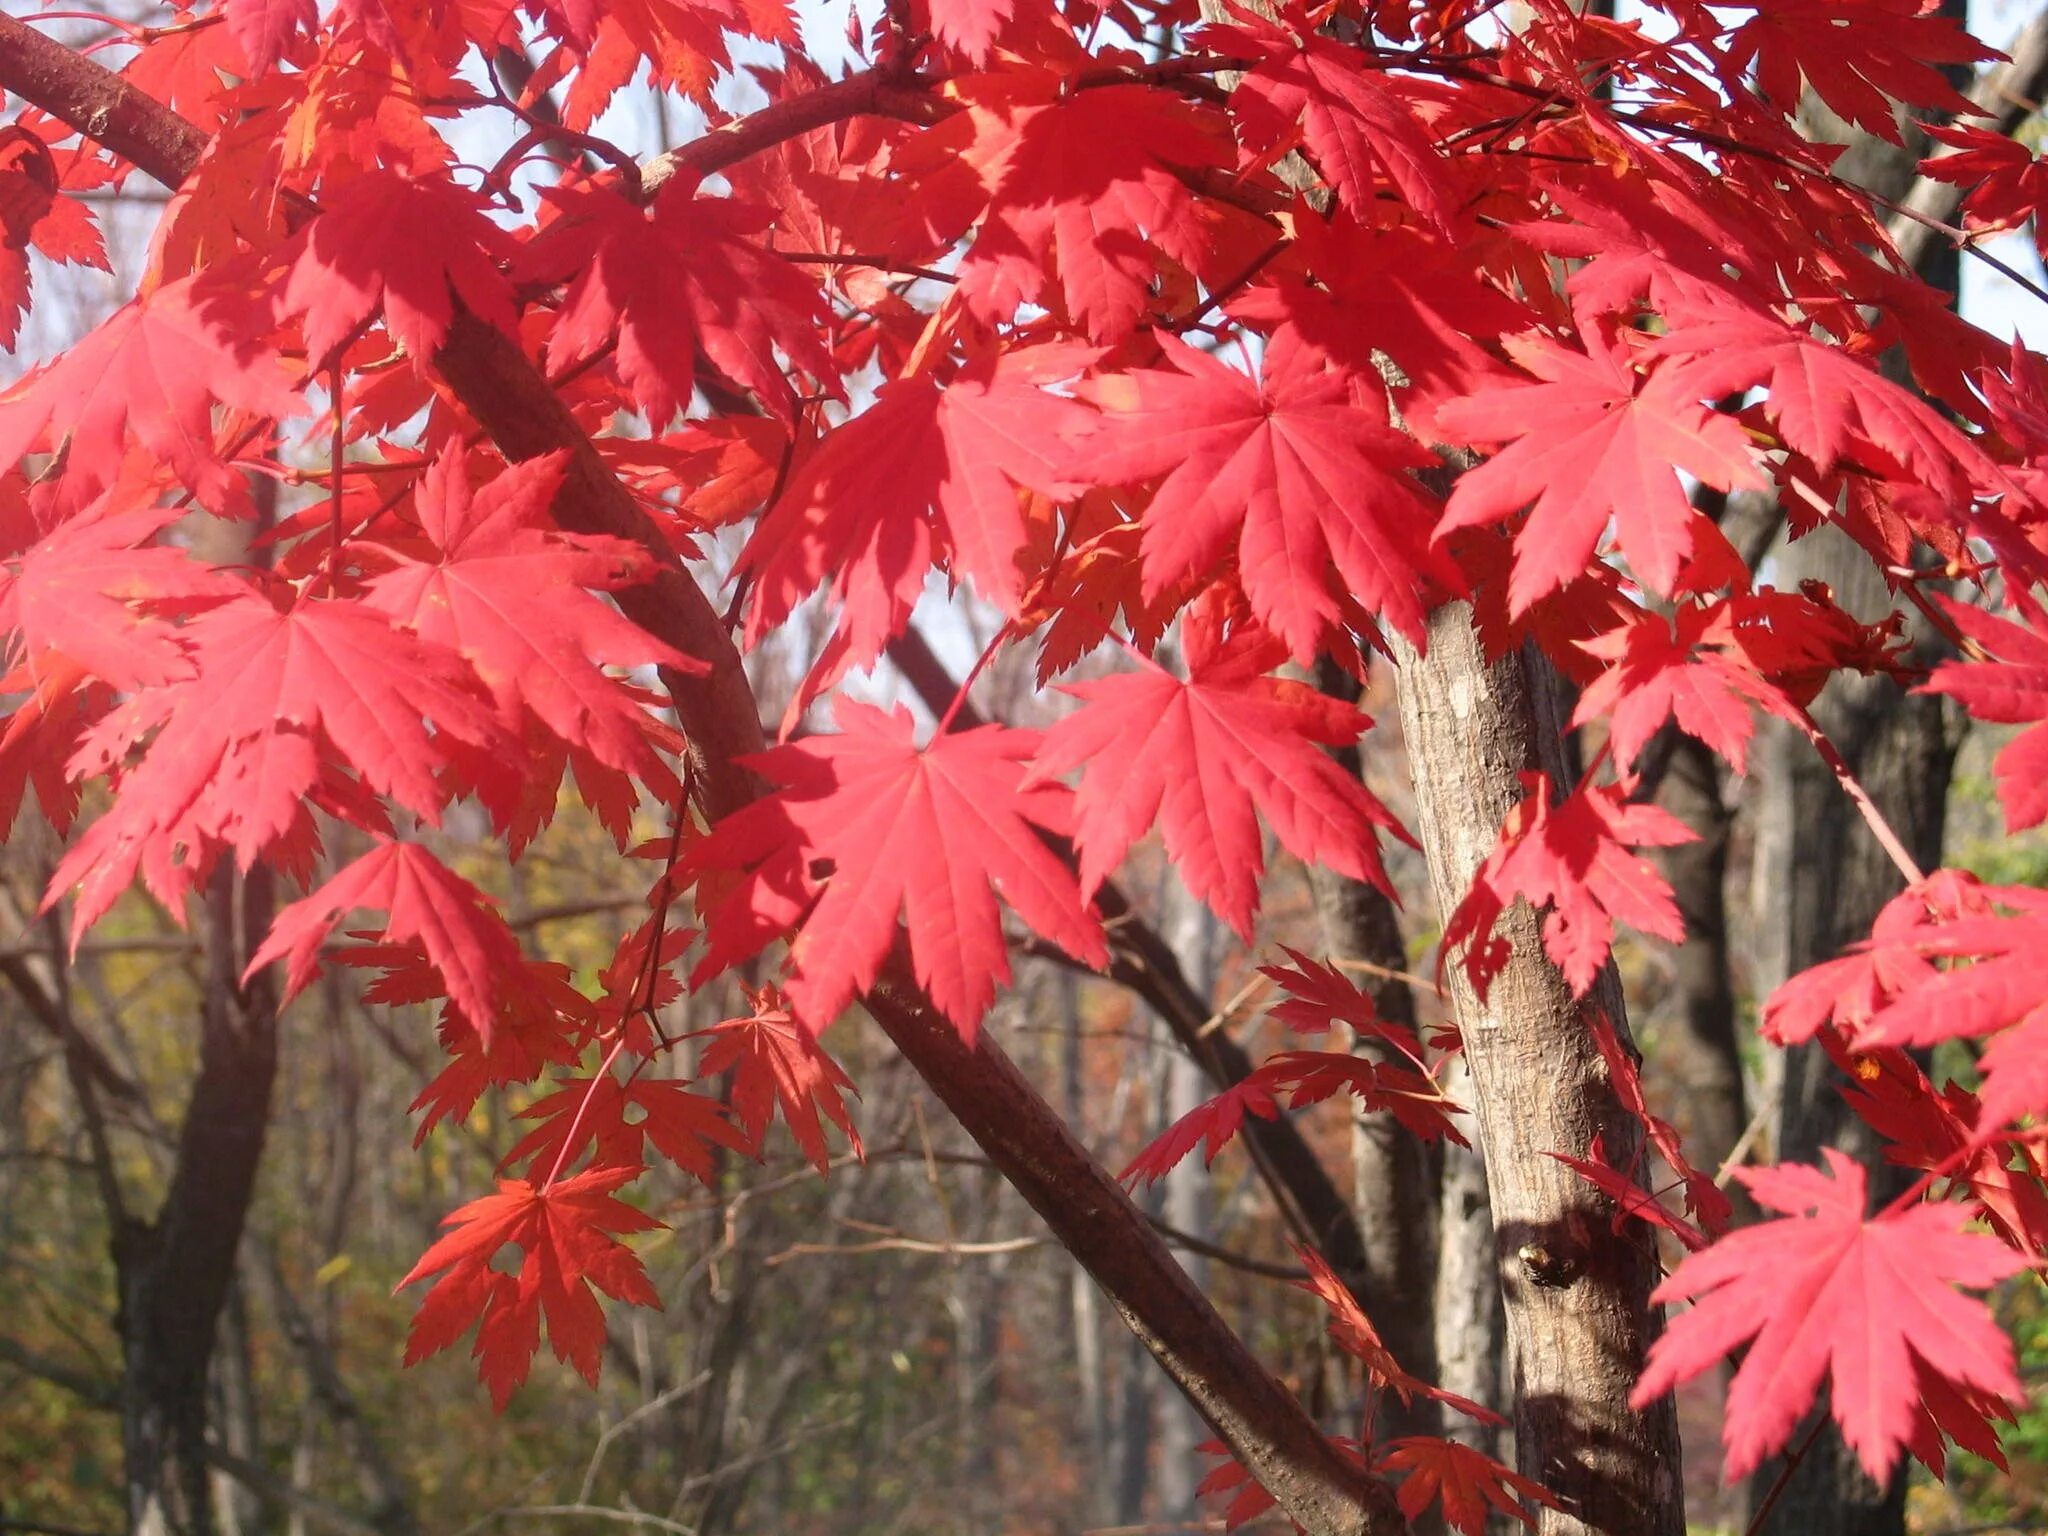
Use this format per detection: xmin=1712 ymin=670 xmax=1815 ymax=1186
xmin=1887 ymin=9 xmax=2048 ymax=271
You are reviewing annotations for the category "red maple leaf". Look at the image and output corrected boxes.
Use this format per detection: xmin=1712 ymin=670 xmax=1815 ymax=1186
xmin=1831 ymin=1035 xmax=2048 ymax=1259
xmin=501 ymin=1074 xmax=746 ymax=1185
xmin=524 ymin=179 xmax=838 ymax=426
xmin=1297 ymin=1244 xmax=1500 ymax=1427
xmin=920 ymin=72 xmax=1236 ymax=343
xmin=1855 ymin=889 xmax=2048 ymax=1126
xmin=1120 ymin=1077 xmax=1283 ymax=1186
xmin=0 ymin=506 xmax=241 ymax=690
xmin=920 ymin=0 xmax=1019 ymax=64
xmin=1921 ymin=598 xmax=2048 ymax=832
xmin=361 ymin=445 xmax=690 ymax=791
xmin=246 ymin=840 xmax=527 ymax=1039
xmin=1373 ymin=1437 xmax=1556 ymax=1535
xmin=1718 ymin=0 xmax=1990 ymax=140
xmin=1633 ymin=1150 xmax=2025 ymax=1482
xmin=1204 ymin=17 xmax=1453 ymax=228
xmin=46 ymin=595 xmax=504 ymax=932
xmin=1264 ymin=1050 xmax=1467 ymax=1147
xmin=1434 ymin=327 xmax=1763 ymax=613
xmin=1572 ymin=602 xmax=1806 ymax=774
xmin=1442 ymin=773 xmax=1694 ymax=998
xmin=1761 ymin=872 xmax=1997 ymax=1048
xmin=278 ymin=170 xmax=519 ymax=365
xmin=693 ymin=989 xmax=863 ymax=1173
xmin=1656 ymin=308 xmax=1993 ymax=507
xmin=687 ymin=703 xmax=1107 ymax=1032
xmin=220 ymin=0 xmax=316 ymax=75
xmin=399 ymin=1164 xmax=662 ymax=1410
xmin=740 ymin=345 xmax=1099 ymax=657
xmin=1920 ymin=121 xmax=2048 ymax=254
xmin=1258 ymin=946 xmax=1429 ymax=1058
xmin=1081 ymin=328 xmax=1446 ymax=658
xmin=0 ymin=270 xmax=296 ymax=516
xmin=1029 ymin=624 xmax=1409 ymax=937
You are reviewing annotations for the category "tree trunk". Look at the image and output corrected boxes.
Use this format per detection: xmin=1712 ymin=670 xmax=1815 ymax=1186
xmin=120 ymin=864 xmax=280 ymax=1535
xmin=1311 ymin=662 xmax=1445 ymax=1446
xmin=1431 ymin=1051 xmax=1505 ymax=1458
xmin=1394 ymin=606 xmax=1684 ymax=1536
xmin=1650 ymin=734 xmax=1752 ymax=1222
xmin=1745 ymin=523 xmax=1957 ymax=1536
xmin=1743 ymin=3 xmax=1979 ymax=1523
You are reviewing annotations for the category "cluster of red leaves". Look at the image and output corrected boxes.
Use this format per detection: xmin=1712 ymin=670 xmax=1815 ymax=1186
xmin=1196 ymin=1244 xmax=1554 ymax=1535
xmin=0 ymin=0 xmax=2043 ymax=1503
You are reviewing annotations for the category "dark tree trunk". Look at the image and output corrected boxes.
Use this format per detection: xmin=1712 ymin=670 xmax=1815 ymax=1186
xmin=1650 ymin=734 xmax=1752 ymax=1223
xmin=1744 ymin=524 xmax=1958 ymax=1535
xmin=1744 ymin=4 xmax=1979 ymax=1525
xmin=119 ymin=864 xmax=280 ymax=1535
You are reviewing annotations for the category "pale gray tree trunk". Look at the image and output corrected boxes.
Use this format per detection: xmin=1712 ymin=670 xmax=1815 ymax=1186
xmin=1157 ymin=881 xmax=1218 ymax=1521
xmin=1395 ymin=608 xmax=1685 ymax=1536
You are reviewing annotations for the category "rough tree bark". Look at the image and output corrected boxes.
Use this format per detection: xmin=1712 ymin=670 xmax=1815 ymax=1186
xmin=1394 ymin=608 xmax=1685 ymax=1536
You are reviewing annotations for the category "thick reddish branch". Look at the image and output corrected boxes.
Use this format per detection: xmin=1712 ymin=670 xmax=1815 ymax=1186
xmin=0 ymin=19 xmax=1408 ymax=1532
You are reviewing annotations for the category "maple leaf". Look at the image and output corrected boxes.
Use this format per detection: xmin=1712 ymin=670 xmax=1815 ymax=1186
xmin=1442 ymin=773 xmax=1694 ymax=999
xmin=1719 ymin=0 xmax=1991 ymax=140
xmin=1204 ymin=18 xmax=1453 ymax=228
xmin=1259 ymin=946 xmax=1427 ymax=1059
xmin=693 ymin=990 xmax=862 ymax=1173
xmin=921 ymin=72 xmax=1236 ymax=343
xmin=1264 ymin=1050 xmax=1468 ymax=1147
xmin=247 ymin=840 xmax=527 ymax=1039
xmin=399 ymin=1165 xmax=662 ymax=1410
xmin=524 ymin=180 xmax=838 ymax=426
xmin=1297 ymin=1244 xmax=1500 ymax=1426
xmin=220 ymin=0 xmax=315 ymax=75
xmin=740 ymin=345 xmax=1099 ymax=657
xmin=0 ymin=507 xmax=241 ymax=690
xmin=1433 ymin=328 xmax=1763 ymax=613
xmin=47 ymin=595 xmax=504 ymax=933
xmin=1655 ymin=308 xmax=1994 ymax=506
xmin=1830 ymin=1036 xmax=2048 ymax=1259
xmin=0 ymin=270 xmax=296 ymax=516
xmin=1231 ymin=217 xmax=1529 ymax=445
xmin=361 ymin=445 xmax=691 ymax=792
xmin=277 ymin=170 xmax=519 ymax=365
xmin=687 ymin=703 xmax=1107 ymax=1033
xmin=1853 ymin=889 xmax=2048 ymax=1125
xmin=1572 ymin=603 xmax=1804 ymax=775
xmin=1920 ymin=599 xmax=2048 ymax=831
xmin=1760 ymin=871 xmax=1987 ymax=1048
xmin=1585 ymin=1006 xmax=1732 ymax=1237
xmin=1081 ymin=328 xmax=1446 ymax=659
xmin=1120 ymin=1077 xmax=1282 ymax=1186
xmin=502 ymin=1074 xmax=747 ymax=1185
xmin=1551 ymin=1141 xmax=1709 ymax=1254
xmin=1028 ymin=625 xmax=1409 ymax=937
xmin=1920 ymin=122 xmax=2048 ymax=253
xmin=1123 ymin=1042 xmax=1463 ymax=1186
xmin=922 ymin=0 xmax=1014 ymax=64
xmin=1374 ymin=1437 xmax=1556 ymax=1535
xmin=1633 ymin=1150 xmax=2025 ymax=1482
